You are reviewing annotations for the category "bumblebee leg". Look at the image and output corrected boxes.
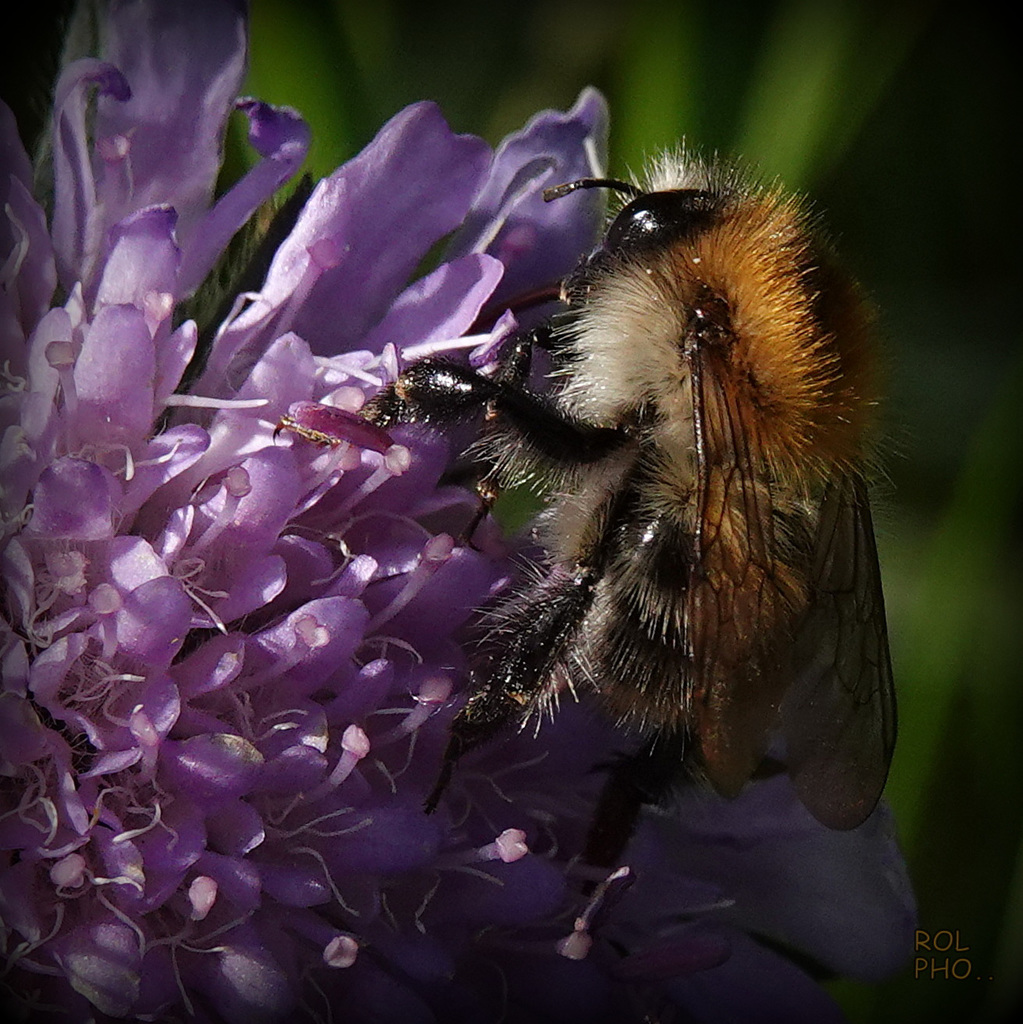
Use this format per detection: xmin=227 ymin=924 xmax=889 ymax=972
xmin=583 ymin=730 xmax=687 ymax=868
xmin=363 ymin=357 xmax=624 ymax=465
xmin=491 ymin=327 xmax=538 ymax=385
xmin=425 ymin=565 xmax=597 ymax=812
xmin=461 ymin=333 xmax=533 ymax=542
xmin=461 ymin=472 xmax=501 ymax=547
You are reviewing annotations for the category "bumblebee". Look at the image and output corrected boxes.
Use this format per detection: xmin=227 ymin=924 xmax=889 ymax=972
xmin=361 ymin=151 xmax=895 ymax=860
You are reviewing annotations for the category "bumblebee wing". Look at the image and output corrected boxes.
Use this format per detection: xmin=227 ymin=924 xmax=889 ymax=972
xmin=687 ymin=348 xmax=799 ymax=796
xmin=781 ymin=473 xmax=896 ymax=829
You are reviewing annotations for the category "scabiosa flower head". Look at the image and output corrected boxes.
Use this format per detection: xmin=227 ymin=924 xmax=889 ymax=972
xmin=1 ymin=2 xmax=914 ymax=1022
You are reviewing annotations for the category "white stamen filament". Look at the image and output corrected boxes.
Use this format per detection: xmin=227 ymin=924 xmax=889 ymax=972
xmin=4 ymin=904 xmax=65 ymax=972
xmin=365 ymin=534 xmax=455 ymax=632
xmin=400 ymin=333 xmax=487 ymax=362
xmin=292 ymin=846 xmax=361 ymax=916
xmin=162 ymin=394 xmax=269 ymax=409
xmin=1 ymin=358 xmax=28 ymax=390
xmin=7 ymin=779 xmax=58 ymax=845
xmin=332 ymin=444 xmax=412 ymax=519
xmin=556 ymin=865 xmax=632 ymax=961
xmin=334 ymin=363 xmax=383 ymax=387
xmin=112 ymin=800 xmax=162 ymax=845
xmin=172 ymin=557 xmax=229 ymax=633
xmin=91 ymin=870 xmax=145 ymax=894
xmin=412 ymin=876 xmax=443 ymax=933
xmin=304 ymin=725 xmax=370 ymax=804
xmin=268 ymin=806 xmax=368 ymax=841
xmin=190 ymin=467 xmax=250 ymax=553
xmin=374 ymin=676 xmax=452 ymax=744
xmin=184 ymin=586 xmax=229 ymax=634
xmin=133 ymin=437 xmax=186 ymax=470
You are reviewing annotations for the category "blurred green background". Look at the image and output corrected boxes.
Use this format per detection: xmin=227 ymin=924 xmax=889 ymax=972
xmin=3 ymin=1 xmax=1019 ymax=1021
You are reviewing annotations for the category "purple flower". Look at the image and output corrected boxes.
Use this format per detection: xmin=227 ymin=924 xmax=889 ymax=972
xmin=1 ymin=2 xmax=914 ymax=1022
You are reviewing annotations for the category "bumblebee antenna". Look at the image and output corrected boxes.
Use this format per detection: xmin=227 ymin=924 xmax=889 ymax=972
xmin=543 ymin=177 xmax=642 ymax=202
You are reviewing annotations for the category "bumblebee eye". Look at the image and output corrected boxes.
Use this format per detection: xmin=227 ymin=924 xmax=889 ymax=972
xmin=605 ymin=189 xmax=720 ymax=255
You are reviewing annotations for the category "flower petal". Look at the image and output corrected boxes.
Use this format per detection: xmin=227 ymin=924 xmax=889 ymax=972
xmin=176 ymin=100 xmax=310 ymax=297
xmin=649 ymin=775 xmax=917 ymax=981
xmin=154 ymin=318 xmax=197 ymax=405
xmin=172 ymin=632 xmax=245 ymax=699
xmin=234 ymin=330 xmax=318 ymax=414
xmin=0 ymin=860 xmax=46 ymax=944
xmin=0 ymin=99 xmax=33 ymax=192
xmin=74 ymin=303 xmax=156 ymax=446
xmin=134 ymin=798 xmax=206 ymax=911
xmin=252 ymin=596 xmax=371 ymax=695
xmin=449 ymin=86 xmax=609 ymax=308
xmin=51 ymin=58 xmax=131 ymax=291
xmin=197 ymin=849 xmax=263 ymax=910
xmin=162 ymin=733 xmax=265 ymax=804
xmin=57 ymin=920 xmax=143 ymax=1018
xmin=290 ymin=102 xmax=493 ymax=355
xmin=0 ymin=692 xmax=51 ymax=768
xmin=323 ymin=803 xmax=444 ymax=875
xmin=664 ymin=929 xmax=848 ymax=1024
xmin=190 ymin=924 xmax=294 ymax=1024
xmin=425 ymin=856 xmax=568 ymax=928
xmin=1 ymin=106 xmax=57 ymax=340
xmin=117 ymin=575 xmax=191 ymax=664
xmin=22 ymin=305 xmax=73 ymax=452
xmin=95 ymin=0 xmax=247 ymax=246
xmin=94 ymin=205 xmax=181 ymax=314
xmin=26 ymin=457 xmax=121 ymax=539
xmin=362 ymin=252 xmax=504 ymax=356
xmin=121 ymin=424 xmax=210 ymax=523
xmin=195 ymin=101 xmax=492 ymax=393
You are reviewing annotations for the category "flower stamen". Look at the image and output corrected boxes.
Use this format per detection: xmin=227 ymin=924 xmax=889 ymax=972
xmin=365 ymin=534 xmax=455 ymax=632
xmin=322 ymin=934 xmax=359 ymax=968
xmin=292 ymin=846 xmax=361 ymax=916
